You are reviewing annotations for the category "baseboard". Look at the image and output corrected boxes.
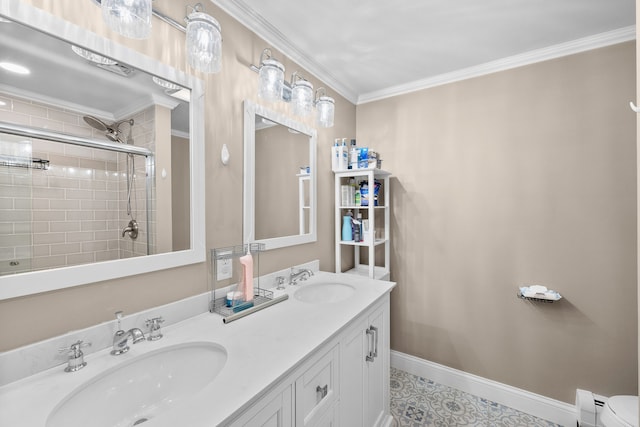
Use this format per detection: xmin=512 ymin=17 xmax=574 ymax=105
xmin=391 ymin=350 xmax=576 ymax=427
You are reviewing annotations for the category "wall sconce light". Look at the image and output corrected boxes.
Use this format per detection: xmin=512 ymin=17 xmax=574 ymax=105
xmin=249 ymin=48 xmax=336 ymax=127
xmin=185 ymin=4 xmax=222 ymax=74
xmin=254 ymin=48 xmax=285 ymax=103
xmin=290 ymin=72 xmax=314 ymax=117
xmin=101 ymin=0 xmax=152 ymax=40
xmin=315 ymin=88 xmax=335 ymax=128
xmin=96 ymin=1 xmax=222 ymax=74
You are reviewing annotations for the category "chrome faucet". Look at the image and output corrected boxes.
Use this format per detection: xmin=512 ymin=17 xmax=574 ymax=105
xmin=111 ymin=311 xmax=146 ymax=355
xmin=289 ymin=268 xmax=314 ymax=285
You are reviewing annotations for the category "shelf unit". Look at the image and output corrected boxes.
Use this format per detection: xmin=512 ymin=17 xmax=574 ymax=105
xmin=334 ymin=168 xmax=391 ymax=280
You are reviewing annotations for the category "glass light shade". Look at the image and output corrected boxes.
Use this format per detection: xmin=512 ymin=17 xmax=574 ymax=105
xmin=316 ymin=96 xmax=335 ymax=128
xmin=258 ymin=59 xmax=285 ymax=103
xmin=186 ymin=12 xmax=222 ymax=74
xmin=101 ymin=0 xmax=152 ymax=40
xmin=291 ymin=80 xmax=314 ymax=117
xmin=71 ymin=46 xmax=117 ymax=65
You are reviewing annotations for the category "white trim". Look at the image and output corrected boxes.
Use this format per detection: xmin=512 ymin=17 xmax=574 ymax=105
xmin=209 ymin=0 xmax=635 ymax=106
xmin=391 ymin=350 xmax=576 ymax=427
xmin=211 ymin=0 xmax=359 ymax=104
xmin=358 ymin=26 xmax=636 ymax=104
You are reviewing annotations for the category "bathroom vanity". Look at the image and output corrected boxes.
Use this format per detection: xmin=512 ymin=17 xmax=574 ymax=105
xmin=0 ymin=272 xmax=395 ymax=427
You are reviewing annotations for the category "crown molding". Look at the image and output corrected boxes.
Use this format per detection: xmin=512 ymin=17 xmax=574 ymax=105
xmin=358 ymin=25 xmax=636 ymax=104
xmin=210 ymin=0 xmax=359 ymax=104
xmin=209 ymin=0 xmax=635 ymax=106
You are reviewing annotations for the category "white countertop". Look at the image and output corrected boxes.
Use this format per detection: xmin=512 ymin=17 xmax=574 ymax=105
xmin=0 ymin=271 xmax=395 ymax=427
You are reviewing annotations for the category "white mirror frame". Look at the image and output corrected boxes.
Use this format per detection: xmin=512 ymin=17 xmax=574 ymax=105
xmin=243 ymin=100 xmax=317 ymax=250
xmin=0 ymin=1 xmax=205 ymax=300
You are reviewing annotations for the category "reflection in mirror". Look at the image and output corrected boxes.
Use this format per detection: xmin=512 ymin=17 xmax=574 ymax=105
xmin=244 ymin=101 xmax=317 ymax=250
xmin=0 ymin=2 xmax=205 ymax=299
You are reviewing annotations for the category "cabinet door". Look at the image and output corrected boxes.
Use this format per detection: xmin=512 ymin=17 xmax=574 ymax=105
xmin=295 ymin=345 xmax=339 ymax=426
xmin=339 ymin=317 xmax=367 ymax=426
xmin=365 ymin=305 xmax=387 ymax=427
xmin=229 ymin=384 xmax=293 ymax=427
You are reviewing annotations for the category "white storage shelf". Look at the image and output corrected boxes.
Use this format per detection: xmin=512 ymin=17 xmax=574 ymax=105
xmin=335 ymin=169 xmax=391 ymax=280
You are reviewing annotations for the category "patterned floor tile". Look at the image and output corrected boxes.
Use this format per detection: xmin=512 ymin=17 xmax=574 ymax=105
xmin=390 ymin=367 xmax=562 ymax=427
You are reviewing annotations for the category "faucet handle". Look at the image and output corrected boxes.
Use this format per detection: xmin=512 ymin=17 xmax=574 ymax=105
xmin=58 ymin=340 xmax=91 ymax=372
xmin=58 ymin=340 xmax=91 ymax=355
xmin=145 ymin=316 xmax=164 ymax=341
xmin=275 ymin=276 xmax=286 ymax=290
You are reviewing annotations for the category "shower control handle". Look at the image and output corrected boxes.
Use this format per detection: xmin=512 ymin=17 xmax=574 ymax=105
xmin=122 ymin=219 xmax=138 ymax=239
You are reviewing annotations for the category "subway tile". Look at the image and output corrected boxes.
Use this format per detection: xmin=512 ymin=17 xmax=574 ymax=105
xmin=80 ymin=179 xmax=105 ymax=191
xmin=94 ymin=209 xmax=118 ymax=220
xmin=50 ymin=221 xmax=81 ymax=233
xmin=66 ymin=231 xmax=94 ymax=243
xmin=32 ymin=222 xmax=49 ymax=233
xmin=14 ymin=198 xmax=36 ymax=209
xmin=13 ymin=222 xmax=32 ymax=234
xmin=78 ymin=158 xmax=107 ymax=171
xmin=0 ymin=185 xmax=31 ymax=198
xmin=0 ymin=222 xmax=13 ymax=233
xmin=50 ymin=242 xmax=81 ymax=255
xmin=14 ymin=246 xmax=32 ymax=259
xmin=32 ymin=138 xmax=65 ymax=155
xmin=1 ymin=210 xmax=32 ymax=221
xmin=32 ymin=245 xmax=50 ymax=257
xmin=30 ymin=116 xmax=64 ymax=132
xmin=32 ymin=232 xmax=65 ymax=245
xmin=12 ymin=99 xmax=47 ymax=118
xmin=95 ymin=250 xmax=119 ymax=262
xmin=32 ymin=187 xmax=64 ymax=199
xmin=0 ymin=110 xmax=29 ymax=125
xmin=0 ymin=234 xmax=30 ymax=247
xmin=67 ymin=210 xmax=94 ymax=221
xmin=47 ymin=154 xmax=80 ymax=168
xmin=94 ymin=190 xmax=118 ymax=201
xmin=94 ymin=230 xmax=117 ymax=241
xmin=47 ymin=109 xmax=79 ymax=125
xmin=0 ymin=198 xmax=15 ymax=209
xmin=62 ymin=123 xmax=92 ymax=138
xmin=32 ymin=210 xmax=65 ymax=221
xmin=64 ymin=145 xmax=94 ymax=159
xmin=81 ymin=241 xmax=108 ymax=252
xmin=66 ymin=252 xmax=95 ymax=266
xmin=49 ymin=199 xmax=80 ymax=210
xmin=65 ymin=189 xmax=92 ymax=199
xmin=31 ymin=255 xmax=66 ymax=270
xmin=82 ymin=199 xmax=106 ymax=210
xmin=81 ymin=220 xmax=107 ymax=231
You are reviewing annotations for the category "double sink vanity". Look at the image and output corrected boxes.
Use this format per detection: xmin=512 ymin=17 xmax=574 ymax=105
xmin=0 ymin=271 xmax=395 ymax=427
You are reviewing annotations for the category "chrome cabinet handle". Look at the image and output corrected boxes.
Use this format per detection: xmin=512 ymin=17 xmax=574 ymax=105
xmin=366 ymin=327 xmax=375 ymax=362
xmin=370 ymin=325 xmax=379 ymax=359
xmin=366 ymin=325 xmax=379 ymax=362
xmin=316 ymin=384 xmax=328 ymax=401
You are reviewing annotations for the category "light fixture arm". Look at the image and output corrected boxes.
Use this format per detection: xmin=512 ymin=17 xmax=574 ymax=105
xmin=314 ymin=87 xmax=327 ymax=105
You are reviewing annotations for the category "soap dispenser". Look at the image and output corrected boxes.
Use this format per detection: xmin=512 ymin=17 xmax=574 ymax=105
xmin=342 ymin=215 xmax=353 ymax=241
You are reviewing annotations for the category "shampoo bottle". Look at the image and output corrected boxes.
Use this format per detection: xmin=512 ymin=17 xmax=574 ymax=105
xmin=342 ymin=215 xmax=353 ymax=241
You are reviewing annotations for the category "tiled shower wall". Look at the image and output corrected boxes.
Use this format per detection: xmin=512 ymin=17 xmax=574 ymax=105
xmin=0 ymin=91 xmax=156 ymax=275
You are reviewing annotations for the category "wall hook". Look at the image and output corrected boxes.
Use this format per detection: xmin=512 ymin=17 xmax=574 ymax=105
xmin=629 ymin=101 xmax=640 ymax=113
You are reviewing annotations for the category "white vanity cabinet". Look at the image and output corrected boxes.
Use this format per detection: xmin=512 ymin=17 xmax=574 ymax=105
xmin=340 ymin=299 xmax=390 ymax=427
xmin=226 ymin=294 xmax=391 ymax=427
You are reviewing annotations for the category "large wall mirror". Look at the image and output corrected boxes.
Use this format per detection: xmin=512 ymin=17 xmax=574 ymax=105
xmin=243 ymin=100 xmax=317 ymax=250
xmin=0 ymin=2 xmax=205 ymax=299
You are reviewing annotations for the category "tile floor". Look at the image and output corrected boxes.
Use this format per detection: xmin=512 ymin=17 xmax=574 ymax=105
xmin=390 ymin=367 xmax=563 ymax=427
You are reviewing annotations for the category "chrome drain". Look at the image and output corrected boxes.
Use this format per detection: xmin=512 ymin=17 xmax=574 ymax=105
xmin=133 ymin=418 xmax=149 ymax=426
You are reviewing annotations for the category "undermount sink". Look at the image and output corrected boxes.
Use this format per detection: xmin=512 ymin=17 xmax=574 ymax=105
xmin=294 ymin=282 xmax=356 ymax=303
xmin=46 ymin=342 xmax=227 ymax=427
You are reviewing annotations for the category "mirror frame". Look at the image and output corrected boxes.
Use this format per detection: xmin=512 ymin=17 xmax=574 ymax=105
xmin=243 ymin=100 xmax=317 ymax=250
xmin=0 ymin=1 xmax=206 ymax=300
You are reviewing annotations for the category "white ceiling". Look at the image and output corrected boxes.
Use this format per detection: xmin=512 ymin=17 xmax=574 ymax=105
xmin=212 ymin=0 xmax=635 ymax=104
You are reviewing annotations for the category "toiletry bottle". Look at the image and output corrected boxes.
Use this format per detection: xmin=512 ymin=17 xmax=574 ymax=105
xmin=332 ymin=138 xmax=340 ymax=171
xmin=342 ymin=215 xmax=353 ymax=241
xmin=352 ymin=215 xmax=361 ymax=242
xmin=342 ymin=139 xmax=349 ymax=170
xmin=349 ymin=139 xmax=358 ymax=170
xmin=354 ymin=180 xmax=361 ymax=206
xmin=356 ymin=213 xmax=363 ymax=242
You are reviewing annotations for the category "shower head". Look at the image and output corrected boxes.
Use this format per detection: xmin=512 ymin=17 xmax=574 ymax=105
xmin=83 ymin=115 xmax=109 ymax=132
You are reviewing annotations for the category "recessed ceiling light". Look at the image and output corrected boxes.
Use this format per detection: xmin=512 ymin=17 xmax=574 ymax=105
xmin=0 ymin=62 xmax=30 ymax=75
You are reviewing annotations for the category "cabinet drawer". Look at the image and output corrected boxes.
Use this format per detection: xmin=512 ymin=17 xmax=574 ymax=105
xmin=295 ymin=345 xmax=339 ymax=426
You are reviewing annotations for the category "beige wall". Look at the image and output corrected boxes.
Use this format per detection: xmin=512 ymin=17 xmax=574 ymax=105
xmin=0 ymin=0 xmax=355 ymax=350
xmin=357 ymin=42 xmax=637 ymax=403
